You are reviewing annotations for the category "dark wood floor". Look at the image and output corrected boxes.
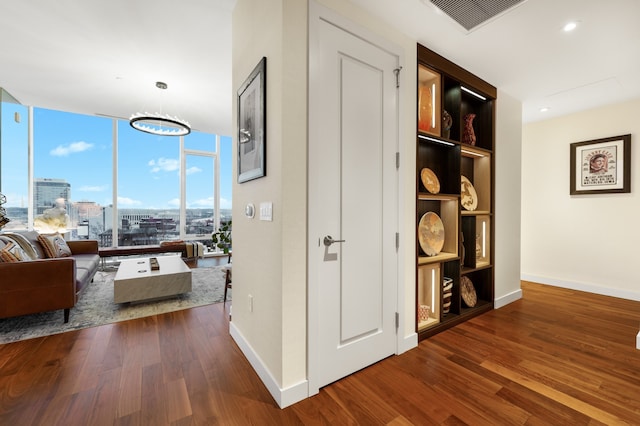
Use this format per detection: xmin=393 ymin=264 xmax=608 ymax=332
xmin=1 ymin=281 xmax=639 ymax=425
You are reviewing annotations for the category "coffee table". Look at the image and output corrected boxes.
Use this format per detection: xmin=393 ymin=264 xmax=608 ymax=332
xmin=114 ymin=255 xmax=192 ymax=303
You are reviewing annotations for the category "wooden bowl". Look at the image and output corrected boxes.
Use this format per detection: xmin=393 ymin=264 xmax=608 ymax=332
xmin=461 ymin=276 xmax=477 ymax=307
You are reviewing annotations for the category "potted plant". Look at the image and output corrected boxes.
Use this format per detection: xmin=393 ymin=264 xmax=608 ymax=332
xmin=212 ymin=221 xmax=232 ymax=254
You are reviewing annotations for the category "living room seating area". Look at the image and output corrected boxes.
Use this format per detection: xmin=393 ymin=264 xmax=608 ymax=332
xmin=0 ymin=230 xmax=100 ymax=323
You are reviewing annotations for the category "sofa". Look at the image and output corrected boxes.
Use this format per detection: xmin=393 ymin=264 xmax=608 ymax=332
xmin=0 ymin=230 xmax=100 ymax=323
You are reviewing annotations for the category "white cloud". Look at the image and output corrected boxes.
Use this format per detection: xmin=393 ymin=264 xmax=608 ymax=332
xmin=186 ymin=166 xmax=202 ymax=175
xmin=79 ymin=185 xmax=108 ymax=192
xmin=168 ymin=198 xmax=180 ymax=207
xmin=148 ymin=157 xmax=179 ymax=173
xmin=50 ymin=141 xmax=94 ymax=157
xmin=117 ymin=196 xmax=142 ymax=206
xmin=219 ymin=197 xmax=232 ymax=209
xmin=188 ymin=196 xmax=214 ymax=208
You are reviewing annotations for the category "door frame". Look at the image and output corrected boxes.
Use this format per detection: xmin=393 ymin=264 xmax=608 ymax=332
xmin=307 ymin=0 xmax=408 ymax=396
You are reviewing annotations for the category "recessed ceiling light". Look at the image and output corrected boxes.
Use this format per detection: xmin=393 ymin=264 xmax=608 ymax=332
xmin=539 ymin=107 xmax=550 ymax=113
xmin=563 ymin=21 xmax=578 ymax=32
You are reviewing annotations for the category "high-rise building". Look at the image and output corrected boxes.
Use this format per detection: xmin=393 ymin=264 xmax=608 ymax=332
xmin=34 ymin=178 xmax=70 ymax=214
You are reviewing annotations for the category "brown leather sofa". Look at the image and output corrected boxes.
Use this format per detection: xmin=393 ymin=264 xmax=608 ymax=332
xmin=0 ymin=230 xmax=99 ymax=323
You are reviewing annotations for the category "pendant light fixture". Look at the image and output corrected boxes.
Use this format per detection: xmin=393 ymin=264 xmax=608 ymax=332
xmin=129 ymin=81 xmax=191 ymax=136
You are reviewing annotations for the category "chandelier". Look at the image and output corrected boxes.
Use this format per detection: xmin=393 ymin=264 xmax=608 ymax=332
xmin=129 ymin=82 xmax=191 ymax=136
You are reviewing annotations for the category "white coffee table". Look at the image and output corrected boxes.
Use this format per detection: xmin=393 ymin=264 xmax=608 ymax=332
xmin=114 ymin=255 xmax=192 ymax=303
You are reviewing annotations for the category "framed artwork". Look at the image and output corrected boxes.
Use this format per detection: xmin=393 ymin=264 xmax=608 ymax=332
xmin=237 ymin=57 xmax=267 ymax=183
xmin=570 ymin=134 xmax=631 ymax=195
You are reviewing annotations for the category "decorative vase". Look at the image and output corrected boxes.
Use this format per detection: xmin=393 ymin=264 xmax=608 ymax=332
xmin=418 ymin=305 xmax=430 ymax=322
xmin=442 ymin=277 xmax=453 ymax=315
xmin=462 ymin=113 xmax=476 ymax=146
xmin=442 ymin=110 xmax=453 ymax=139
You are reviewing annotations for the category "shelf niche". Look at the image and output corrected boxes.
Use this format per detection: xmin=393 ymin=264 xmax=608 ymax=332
xmin=417 ymin=264 xmax=440 ymax=331
xmin=461 ymin=215 xmax=491 ymax=269
xmin=417 ymin=138 xmax=459 ymax=196
xmin=460 ymin=89 xmax=494 ymax=151
xmin=417 ymin=65 xmax=442 ymax=137
xmin=461 ymin=268 xmax=493 ymax=313
xmin=417 ymin=197 xmax=458 ymax=264
xmin=460 ymin=147 xmax=492 ymax=214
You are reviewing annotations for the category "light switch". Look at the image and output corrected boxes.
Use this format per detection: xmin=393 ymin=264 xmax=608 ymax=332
xmin=259 ymin=202 xmax=273 ymax=221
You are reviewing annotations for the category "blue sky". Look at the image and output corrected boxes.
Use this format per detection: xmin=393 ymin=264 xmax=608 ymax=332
xmin=1 ymin=104 xmax=232 ymax=211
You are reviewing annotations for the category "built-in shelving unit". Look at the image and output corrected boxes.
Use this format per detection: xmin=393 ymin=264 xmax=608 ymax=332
xmin=416 ymin=44 xmax=496 ymax=340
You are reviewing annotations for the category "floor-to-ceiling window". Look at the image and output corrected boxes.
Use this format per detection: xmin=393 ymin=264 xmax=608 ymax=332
xmin=116 ymin=120 xmax=180 ymax=246
xmin=0 ymin=100 xmax=29 ymax=230
xmin=219 ymin=135 xmax=233 ymax=223
xmin=33 ymin=108 xmax=112 ymax=240
xmin=184 ymin=130 xmax=217 ymax=243
xmin=0 ymin=102 xmax=232 ymax=252
xmin=185 ymin=152 xmax=216 ymax=236
xmin=183 ymin=132 xmax=232 ymax=240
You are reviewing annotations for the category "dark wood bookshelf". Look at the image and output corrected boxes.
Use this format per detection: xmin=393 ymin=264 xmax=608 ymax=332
xmin=416 ymin=43 xmax=496 ymax=340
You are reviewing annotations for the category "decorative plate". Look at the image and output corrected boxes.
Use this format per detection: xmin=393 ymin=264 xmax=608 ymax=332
xmin=461 ymin=276 xmax=477 ymax=307
xmin=420 ymin=168 xmax=440 ymax=194
xmin=460 ymin=175 xmax=478 ymax=211
xmin=418 ymin=212 xmax=445 ymax=256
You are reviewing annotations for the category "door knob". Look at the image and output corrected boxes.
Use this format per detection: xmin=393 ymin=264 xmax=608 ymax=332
xmin=323 ymin=235 xmax=346 ymax=247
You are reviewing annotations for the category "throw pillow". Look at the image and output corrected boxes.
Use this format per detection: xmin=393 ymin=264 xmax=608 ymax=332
xmin=0 ymin=236 xmax=11 ymax=250
xmin=0 ymin=237 xmax=30 ymax=261
xmin=37 ymin=233 xmax=72 ymax=258
xmin=2 ymin=233 xmax=39 ymax=260
xmin=0 ymin=241 xmax=21 ymax=263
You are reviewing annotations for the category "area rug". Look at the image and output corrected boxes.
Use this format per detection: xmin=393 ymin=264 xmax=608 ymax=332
xmin=0 ymin=266 xmax=229 ymax=344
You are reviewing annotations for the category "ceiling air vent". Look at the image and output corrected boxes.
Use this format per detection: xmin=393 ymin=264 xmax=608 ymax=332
xmin=430 ymin=0 xmax=527 ymax=31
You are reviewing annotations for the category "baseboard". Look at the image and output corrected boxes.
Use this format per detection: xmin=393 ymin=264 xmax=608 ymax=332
xmin=521 ymin=274 xmax=640 ymax=301
xmin=229 ymin=322 xmax=309 ymax=408
xmin=398 ymin=332 xmax=418 ymax=354
xmin=494 ymin=288 xmax=523 ymax=309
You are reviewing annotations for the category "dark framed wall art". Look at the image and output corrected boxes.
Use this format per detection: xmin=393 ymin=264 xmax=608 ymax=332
xmin=570 ymin=134 xmax=631 ymax=195
xmin=237 ymin=57 xmax=267 ymax=183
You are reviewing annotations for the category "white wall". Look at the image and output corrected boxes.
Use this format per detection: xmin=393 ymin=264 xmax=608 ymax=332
xmin=522 ymin=98 xmax=640 ymax=300
xmin=230 ymin=0 xmax=308 ymax=407
xmin=494 ymin=90 xmax=523 ymax=307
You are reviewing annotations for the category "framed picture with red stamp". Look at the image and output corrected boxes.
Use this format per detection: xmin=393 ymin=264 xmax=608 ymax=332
xmin=570 ymin=134 xmax=631 ymax=195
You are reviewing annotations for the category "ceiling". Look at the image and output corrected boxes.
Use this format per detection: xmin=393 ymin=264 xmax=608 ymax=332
xmin=0 ymin=0 xmax=235 ymax=135
xmin=352 ymin=0 xmax=640 ymax=124
xmin=1 ymin=0 xmax=639 ymax=137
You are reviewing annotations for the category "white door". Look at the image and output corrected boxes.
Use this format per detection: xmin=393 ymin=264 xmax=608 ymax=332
xmin=309 ymin=7 xmax=400 ymax=392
